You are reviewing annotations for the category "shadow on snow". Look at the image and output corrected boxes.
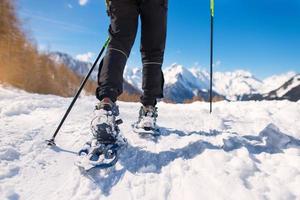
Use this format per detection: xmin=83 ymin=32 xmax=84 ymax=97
xmin=84 ymin=123 xmax=300 ymax=195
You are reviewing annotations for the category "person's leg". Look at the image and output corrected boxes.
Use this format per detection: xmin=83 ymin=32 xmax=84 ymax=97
xmin=96 ymin=0 xmax=139 ymax=102
xmin=139 ymin=0 xmax=168 ymax=106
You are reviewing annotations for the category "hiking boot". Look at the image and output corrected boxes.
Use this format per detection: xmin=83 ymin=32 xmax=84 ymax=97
xmin=90 ymin=98 xmax=122 ymax=144
xmin=135 ymin=105 xmax=158 ymax=131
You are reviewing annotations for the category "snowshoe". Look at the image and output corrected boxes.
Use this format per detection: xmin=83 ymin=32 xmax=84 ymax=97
xmin=75 ymin=137 xmax=127 ymax=172
xmin=75 ymin=98 xmax=127 ymax=172
xmin=132 ymin=105 xmax=160 ymax=137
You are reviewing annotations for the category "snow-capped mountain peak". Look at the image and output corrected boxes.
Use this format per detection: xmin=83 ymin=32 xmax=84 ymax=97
xmin=213 ymin=70 xmax=263 ymax=100
xmin=260 ymin=71 xmax=297 ymax=93
xmin=268 ymin=74 xmax=300 ymax=100
xmin=49 ymin=51 xmax=299 ymax=102
xmin=163 ymin=64 xmax=217 ymax=102
xmin=189 ymin=67 xmax=210 ymax=90
xmin=164 ymin=64 xmax=202 ymax=88
xmin=124 ymin=66 xmax=143 ymax=90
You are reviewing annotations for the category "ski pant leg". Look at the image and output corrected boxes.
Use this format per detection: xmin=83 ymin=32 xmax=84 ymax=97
xmin=139 ymin=0 xmax=168 ymax=106
xmin=96 ymin=0 xmax=139 ymax=102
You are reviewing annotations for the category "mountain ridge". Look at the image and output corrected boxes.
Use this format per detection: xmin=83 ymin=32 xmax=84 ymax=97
xmin=51 ymin=52 xmax=299 ymax=102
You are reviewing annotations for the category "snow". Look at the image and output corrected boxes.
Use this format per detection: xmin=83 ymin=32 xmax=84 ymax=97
xmin=124 ymin=65 xmax=298 ymax=101
xmin=124 ymin=67 xmax=143 ymax=90
xmin=164 ymin=64 xmax=206 ymax=91
xmin=1 ymin=85 xmax=300 ymax=200
xmin=260 ymin=71 xmax=297 ymax=93
xmin=276 ymin=74 xmax=300 ymax=97
xmin=213 ymin=70 xmax=263 ymax=100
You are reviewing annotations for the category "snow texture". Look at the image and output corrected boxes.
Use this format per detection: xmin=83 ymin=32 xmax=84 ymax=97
xmin=0 ymin=85 xmax=300 ymax=200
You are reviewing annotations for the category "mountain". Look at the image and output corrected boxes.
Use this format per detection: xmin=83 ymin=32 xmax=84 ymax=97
xmin=124 ymin=64 xmax=263 ymax=102
xmin=125 ymin=65 xmax=265 ymax=102
xmin=123 ymin=79 xmax=142 ymax=95
xmin=124 ymin=67 xmax=143 ymax=90
xmin=49 ymin=52 xmax=97 ymax=80
xmin=124 ymin=64 xmax=223 ymax=103
xmin=189 ymin=68 xmax=210 ymax=90
xmin=50 ymin=52 xmax=297 ymax=103
xmin=268 ymin=74 xmax=300 ymax=100
xmin=125 ymin=65 xmax=298 ymax=102
xmin=259 ymin=71 xmax=297 ymax=93
xmin=241 ymin=74 xmax=300 ymax=102
xmin=1 ymin=85 xmax=300 ymax=199
xmin=163 ymin=64 xmax=222 ymax=102
xmin=50 ymin=52 xmax=141 ymax=96
xmin=213 ymin=70 xmax=263 ymax=101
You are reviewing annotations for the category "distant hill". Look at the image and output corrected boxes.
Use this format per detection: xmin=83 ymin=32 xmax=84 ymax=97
xmin=50 ymin=52 xmax=142 ymax=99
xmin=241 ymin=74 xmax=300 ymax=102
xmin=125 ymin=64 xmax=298 ymax=103
xmin=49 ymin=52 xmax=97 ymax=80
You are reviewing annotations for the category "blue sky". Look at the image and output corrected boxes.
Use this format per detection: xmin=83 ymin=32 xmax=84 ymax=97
xmin=17 ymin=0 xmax=300 ymax=79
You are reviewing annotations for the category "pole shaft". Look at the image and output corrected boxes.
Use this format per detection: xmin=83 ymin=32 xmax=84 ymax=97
xmin=50 ymin=38 xmax=110 ymax=140
xmin=210 ymin=16 xmax=214 ymax=113
xmin=210 ymin=0 xmax=214 ymax=113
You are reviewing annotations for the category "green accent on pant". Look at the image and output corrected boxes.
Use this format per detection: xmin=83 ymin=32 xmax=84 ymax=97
xmin=211 ymin=0 xmax=214 ymax=17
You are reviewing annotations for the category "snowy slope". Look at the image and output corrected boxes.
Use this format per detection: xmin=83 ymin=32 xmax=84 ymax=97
xmin=164 ymin=64 xmax=205 ymax=90
xmin=1 ymin=85 xmax=300 ymax=200
xmin=259 ymin=71 xmax=297 ymax=93
xmin=163 ymin=64 xmax=215 ymax=102
xmin=213 ymin=70 xmax=263 ymax=101
xmin=241 ymin=74 xmax=300 ymax=102
xmin=267 ymin=74 xmax=300 ymax=100
xmin=190 ymin=67 xmax=210 ymax=90
xmin=124 ymin=67 xmax=143 ymax=90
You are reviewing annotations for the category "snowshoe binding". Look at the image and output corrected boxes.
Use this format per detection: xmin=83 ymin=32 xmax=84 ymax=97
xmin=132 ymin=105 xmax=160 ymax=137
xmin=76 ymin=98 xmax=127 ymax=172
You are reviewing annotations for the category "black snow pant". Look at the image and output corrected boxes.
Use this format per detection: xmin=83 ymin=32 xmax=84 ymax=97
xmin=96 ymin=0 xmax=168 ymax=106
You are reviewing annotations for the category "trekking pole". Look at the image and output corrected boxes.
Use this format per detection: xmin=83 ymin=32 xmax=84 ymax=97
xmin=209 ymin=0 xmax=214 ymax=113
xmin=46 ymin=37 xmax=110 ymax=146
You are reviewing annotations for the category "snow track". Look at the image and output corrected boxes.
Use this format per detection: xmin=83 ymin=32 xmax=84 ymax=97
xmin=0 ymin=86 xmax=300 ymax=200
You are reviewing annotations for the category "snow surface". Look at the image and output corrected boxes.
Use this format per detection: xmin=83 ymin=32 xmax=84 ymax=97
xmin=1 ymin=85 xmax=300 ymax=200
